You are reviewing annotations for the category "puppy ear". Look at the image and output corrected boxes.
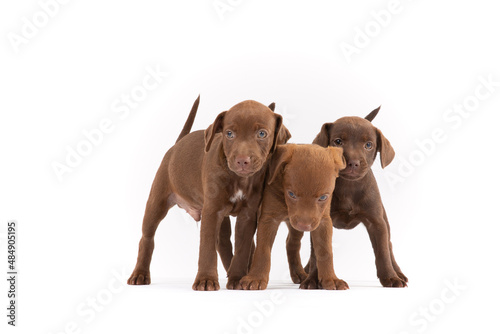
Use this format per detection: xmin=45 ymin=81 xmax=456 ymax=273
xmin=268 ymin=103 xmax=291 ymax=145
xmin=204 ymin=111 xmax=226 ymax=153
xmin=376 ymin=128 xmax=395 ymax=168
xmin=327 ymin=147 xmax=346 ymax=174
xmin=268 ymin=145 xmax=293 ymax=185
xmin=277 ymin=124 xmax=292 ymax=145
xmin=270 ymin=114 xmax=284 ymax=153
xmin=313 ymin=123 xmax=332 ymax=147
xmin=365 ymin=106 xmax=381 ymax=122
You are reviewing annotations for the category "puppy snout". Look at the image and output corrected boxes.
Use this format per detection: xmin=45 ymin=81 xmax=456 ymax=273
xmin=292 ymin=216 xmax=318 ymax=232
xmin=295 ymin=221 xmax=313 ymax=232
xmin=236 ymin=155 xmax=251 ymax=167
xmin=347 ymin=160 xmax=360 ymax=170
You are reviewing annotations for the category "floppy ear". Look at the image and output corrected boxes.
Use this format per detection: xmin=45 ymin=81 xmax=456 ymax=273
xmin=327 ymin=147 xmax=346 ymax=174
xmin=270 ymin=114 xmax=284 ymax=153
xmin=277 ymin=124 xmax=292 ymax=145
xmin=313 ymin=123 xmax=332 ymax=147
xmin=268 ymin=102 xmax=275 ymax=111
xmin=365 ymin=106 xmax=381 ymax=122
xmin=268 ymin=145 xmax=293 ymax=185
xmin=376 ymin=128 xmax=395 ymax=168
xmin=204 ymin=111 xmax=226 ymax=153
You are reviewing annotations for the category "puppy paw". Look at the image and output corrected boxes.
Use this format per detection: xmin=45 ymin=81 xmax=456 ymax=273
xmin=239 ymin=276 xmax=268 ymax=290
xmin=192 ymin=276 xmax=220 ymax=291
xmin=127 ymin=270 xmax=151 ymax=285
xmin=226 ymin=278 xmax=242 ymax=290
xmin=299 ymin=276 xmax=319 ymax=289
xmin=396 ymin=272 xmax=409 ymax=283
xmin=290 ymin=266 xmax=308 ymax=284
xmin=320 ymin=278 xmax=349 ymax=290
xmin=380 ymin=276 xmax=407 ymax=288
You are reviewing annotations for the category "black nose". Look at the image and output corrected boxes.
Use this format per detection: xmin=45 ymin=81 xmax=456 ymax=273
xmin=348 ymin=160 xmax=360 ymax=169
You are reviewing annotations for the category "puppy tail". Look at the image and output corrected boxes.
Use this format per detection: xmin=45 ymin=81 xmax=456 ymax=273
xmin=176 ymin=94 xmax=200 ymax=143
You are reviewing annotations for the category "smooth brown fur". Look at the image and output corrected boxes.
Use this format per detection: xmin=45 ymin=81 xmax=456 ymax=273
xmin=286 ymin=107 xmax=408 ymax=288
xmin=239 ymin=144 xmax=348 ymax=290
xmin=127 ymin=99 xmax=290 ymax=290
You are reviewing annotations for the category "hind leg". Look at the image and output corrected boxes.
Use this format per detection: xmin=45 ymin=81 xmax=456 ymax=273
xmin=128 ymin=176 xmax=174 ymax=285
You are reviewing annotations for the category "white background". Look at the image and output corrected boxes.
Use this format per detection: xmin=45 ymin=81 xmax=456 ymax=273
xmin=1 ymin=0 xmax=499 ymax=333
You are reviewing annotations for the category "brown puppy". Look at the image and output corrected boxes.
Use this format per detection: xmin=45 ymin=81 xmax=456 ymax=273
xmin=127 ymin=99 xmax=289 ymax=290
xmin=287 ymin=107 xmax=408 ymax=288
xmin=239 ymin=144 xmax=348 ymax=290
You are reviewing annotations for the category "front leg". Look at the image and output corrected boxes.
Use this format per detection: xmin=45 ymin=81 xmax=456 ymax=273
xmin=299 ymin=235 xmax=319 ymax=289
xmin=192 ymin=205 xmax=228 ymax=291
xmin=307 ymin=217 xmax=348 ymax=290
xmin=285 ymin=221 xmax=307 ymax=284
xmin=383 ymin=208 xmax=408 ymax=283
xmin=365 ymin=214 xmax=407 ymax=288
xmin=239 ymin=215 xmax=281 ymax=290
xmin=217 ymin=217 xmax=233 ymax=272
xmin=226 ymin=207 xmax=258 ymax=289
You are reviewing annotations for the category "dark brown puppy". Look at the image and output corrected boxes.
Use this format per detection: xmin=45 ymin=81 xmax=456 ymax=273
xmin=239 ymin=144 xmax=348 ymax=290
xmin=127 ymin=99 xmax=289 ymax=290
xmin=216 ymin=102 xmax=292 ymax=276
xmin=287 ymin=107 xmax=408 ymax=288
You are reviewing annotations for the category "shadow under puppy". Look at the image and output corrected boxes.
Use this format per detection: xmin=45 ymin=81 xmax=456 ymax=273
xmin=239 ymin=144 xmax=348 ymax=290
xmin=287 ymin=107 xmax=408 ymax=288
xmin=128 ymin=97 xmax=290 ymax=290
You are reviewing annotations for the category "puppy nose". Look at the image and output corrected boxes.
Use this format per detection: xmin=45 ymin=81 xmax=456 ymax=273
xmin=236 ymin=156 xmax=251 ymax=167
xmin=348 ymin=160 xmax=360 ymax=169
xmin=295 ymin=221 xmax=312 ymax=232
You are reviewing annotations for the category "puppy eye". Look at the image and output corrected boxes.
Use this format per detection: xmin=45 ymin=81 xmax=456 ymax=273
xmin=318 ymin=195 xmax=329 ymax=201
xmin=288 ymin=191 xmax=296 ymax=199
xmin=365 ymin=141 xmax=373 ymax=150
xmin=257 ymin=130 xmax=267 ymax=139
xmin=333 ymin=138 xmax=343 ymax=146
xmin=226 ymin=130 xmax=234 ymax=139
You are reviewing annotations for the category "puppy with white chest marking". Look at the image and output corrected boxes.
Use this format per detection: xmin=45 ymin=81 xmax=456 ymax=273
xmin=127 ymin=98 xmax=291 ymax=290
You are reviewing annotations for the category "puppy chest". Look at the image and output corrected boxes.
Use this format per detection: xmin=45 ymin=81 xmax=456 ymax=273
xmin=332 ymin=199 xmax=362 ymax=229
xmin=230 ymin=189 xmax=245 ymax=203
xmin=227 ymin=189 xmax=246 ymax=215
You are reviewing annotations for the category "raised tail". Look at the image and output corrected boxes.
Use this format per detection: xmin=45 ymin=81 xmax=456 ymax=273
xmin=176 ymin=95 xmax=200 ymax=143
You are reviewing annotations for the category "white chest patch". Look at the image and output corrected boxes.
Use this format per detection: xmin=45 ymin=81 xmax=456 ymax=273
xmin=230 ymin=189 xmax=245 ymax=203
